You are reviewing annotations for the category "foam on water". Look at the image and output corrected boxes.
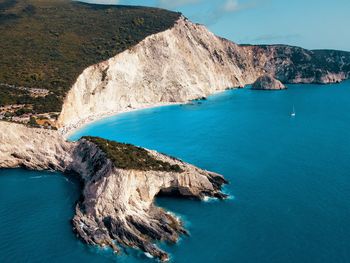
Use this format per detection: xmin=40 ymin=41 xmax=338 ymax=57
xmin=144 ymin=252 xmax=153 ymax=259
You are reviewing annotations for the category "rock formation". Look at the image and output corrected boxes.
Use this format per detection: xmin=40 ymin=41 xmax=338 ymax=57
xmin=252 ymin=75 xmax=286 ymax=90
xmin=0 ymin=121 xmax=227 ymax=261
xmin=57 ymin=17 xmax=350 ymax=132
xmin=0 ymin=121 xmax=75 ymax=171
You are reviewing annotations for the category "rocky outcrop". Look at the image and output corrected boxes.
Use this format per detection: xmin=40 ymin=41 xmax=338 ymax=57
xmin=0 ymin=121 xmax=227 ymax=261
xmin=0 ymin=122 xmax=75 ymax=171
xmin=252 ymin=75 xmax=286 ymax=90
xmin=57 ymin=17 xmax=350 ymax=132
xmin=70 ymin=139 xmax=227 ymax=261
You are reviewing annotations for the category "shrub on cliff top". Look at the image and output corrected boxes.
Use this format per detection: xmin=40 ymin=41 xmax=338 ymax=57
xmin=83 ymin=136 xmax=183 ymax=173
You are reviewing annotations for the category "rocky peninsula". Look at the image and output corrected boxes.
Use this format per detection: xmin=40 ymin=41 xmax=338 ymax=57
xmin=0 ymin=121 xmax=227 ymax=261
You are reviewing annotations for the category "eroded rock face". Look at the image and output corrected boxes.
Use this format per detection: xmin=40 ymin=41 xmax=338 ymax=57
xmin=0 ymin=122 xmax=75 ymax=171
xmin=252 ymin=75 xmax=286 ymax=90
xmin=57 ymin=17 xmax=259 ymax=131
xmin=57 ymin=17 xmax=350 ymax=131
xmin=0 ymin=121 xmax=227 ymax=261
xmin=71 ymin=140 xmax=227 ymax=261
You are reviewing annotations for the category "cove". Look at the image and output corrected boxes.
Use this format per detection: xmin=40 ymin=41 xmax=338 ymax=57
xmin=1 ymin=81 xmax=350 ymax=262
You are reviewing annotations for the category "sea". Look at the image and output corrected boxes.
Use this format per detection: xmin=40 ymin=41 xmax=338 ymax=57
xmin=1 ymin=81 xmax=350 ymax=263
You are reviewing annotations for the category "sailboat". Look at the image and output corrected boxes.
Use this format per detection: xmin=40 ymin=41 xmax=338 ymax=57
xmin=291 ymin=105 xmax=296 ymax=117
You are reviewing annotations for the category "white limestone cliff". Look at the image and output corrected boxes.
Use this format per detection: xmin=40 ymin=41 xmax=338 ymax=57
xmin=57 ymin=17 xmax=261 ymax=132
xmin=58 ymin=17 xmax=350 ymax=134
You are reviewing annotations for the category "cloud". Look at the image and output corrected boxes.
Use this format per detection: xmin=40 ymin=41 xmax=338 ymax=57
xmin=82 ymin=0 xmax=262 ymax=26
xmin=82 ymin=0 xmax=119 ymax=4
xmin=84 ymin=0 xmax=200 ymax=8
xmin=220 ymin=0 xmax=262 ymax=13
xmin=157 ymin=0 xmax=201 ymax=9
xmin=221 ymin=0 xmax=240 ymax=12
xmin=156 ymin=0 xmax=255 ymax=12
xmin=201 ymin=0 xmax=257 ymax=25
xmin=250 ymin=34 xmax=301 ymax=42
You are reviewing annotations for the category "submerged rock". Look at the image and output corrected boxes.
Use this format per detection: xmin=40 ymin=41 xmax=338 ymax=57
xmin=0 ymin=121 xmax=228 ymax=261
xmin=252 ymin=75 xmax=286 ymax=90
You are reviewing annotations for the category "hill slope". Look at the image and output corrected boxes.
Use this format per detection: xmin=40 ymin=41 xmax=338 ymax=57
xmin=240 ymin=44 xmax=350 ymax=83
xmin=0 ymin=0 xmax=180 ymax=116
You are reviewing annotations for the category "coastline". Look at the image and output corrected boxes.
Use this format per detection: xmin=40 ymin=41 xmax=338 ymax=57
xmin=60 ymin=101 xmax=182 ymax=140
xmin=60 ymin=88 xmax=237 ymax=140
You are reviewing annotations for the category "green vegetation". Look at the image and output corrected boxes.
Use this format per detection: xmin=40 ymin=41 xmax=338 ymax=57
xmin=28 ymin=116 xmax=38 ymax=126
xmin=0 ymin=0 xmax=180 ymax=114
xmin=0 ymin=84 xmax=60 ymax=112
xmin=83 ymin=136 xmax=183 ymax=173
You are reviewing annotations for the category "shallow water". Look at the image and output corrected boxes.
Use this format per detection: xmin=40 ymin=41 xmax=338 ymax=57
xmin=2 ymin=81 xmax=350 ymax=262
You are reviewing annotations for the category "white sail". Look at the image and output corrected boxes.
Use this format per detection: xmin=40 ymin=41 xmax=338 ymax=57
xmin=291 ymin=105 xmax=296 ymax=117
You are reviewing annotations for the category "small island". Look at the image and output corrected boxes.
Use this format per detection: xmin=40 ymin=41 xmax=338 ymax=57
xmin=252 ymin=75 xmax=286 ymax=90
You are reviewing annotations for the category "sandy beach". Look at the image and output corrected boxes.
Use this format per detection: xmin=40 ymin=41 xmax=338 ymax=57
xmin=59 ymin=101 xmax=183 ymax=139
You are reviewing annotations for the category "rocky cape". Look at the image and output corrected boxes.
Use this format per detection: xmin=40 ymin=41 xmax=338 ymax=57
xmin=57 ymin=16 xmax=350 ymax=133
xmin=0 ymin=121 xmax=227 ymax=261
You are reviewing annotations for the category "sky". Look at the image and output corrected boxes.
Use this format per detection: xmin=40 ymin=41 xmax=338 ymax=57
xmin=83 ymin=0 xmax=350 ymax=51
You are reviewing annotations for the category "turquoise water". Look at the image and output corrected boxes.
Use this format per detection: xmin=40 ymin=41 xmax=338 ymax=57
xmin=2 ymin=81 xmax=350 ymax=262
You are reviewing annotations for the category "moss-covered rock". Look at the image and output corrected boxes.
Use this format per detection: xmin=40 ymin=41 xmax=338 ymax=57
xmin=82 ymin=136 xmax=183 ymax=173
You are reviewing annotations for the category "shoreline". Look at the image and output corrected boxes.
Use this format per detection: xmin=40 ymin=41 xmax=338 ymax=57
xmin=60 ymin=88 xmax=237 ymax=140
xmin=60 ymin=102 xmax=183 ymax=140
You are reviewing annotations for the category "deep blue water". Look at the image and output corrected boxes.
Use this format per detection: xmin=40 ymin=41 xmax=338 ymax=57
xmin=2 ymin=81 xmax=350 ymax=262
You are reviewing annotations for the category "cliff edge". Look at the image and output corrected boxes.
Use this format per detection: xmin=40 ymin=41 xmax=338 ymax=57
xmin=57 ymin=17 xmax=350 ymax=132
